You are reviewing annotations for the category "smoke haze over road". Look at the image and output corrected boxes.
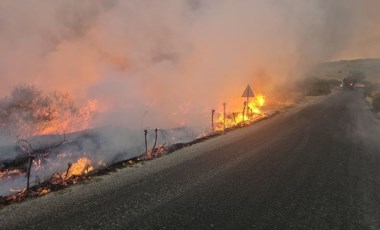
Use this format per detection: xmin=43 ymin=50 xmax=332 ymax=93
xmin=0 ymin=0 xmax=379 ymax=129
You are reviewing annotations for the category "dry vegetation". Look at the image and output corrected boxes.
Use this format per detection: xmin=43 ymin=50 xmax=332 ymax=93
xmin=0 ymin=85 xmax=87 ymax=139
xmin=312 ymin=58 xmax=380 ymax=112
xmin=364 ymin=84 xmax=380 ymax=112
xmin=312 ymin=59 xmax=380 ymax=82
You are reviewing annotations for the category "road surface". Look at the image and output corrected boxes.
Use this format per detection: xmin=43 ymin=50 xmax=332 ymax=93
xmin=1 ymin=90 xmax=380 ymax=229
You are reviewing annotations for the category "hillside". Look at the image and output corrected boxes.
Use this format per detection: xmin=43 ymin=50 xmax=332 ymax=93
xmin=311 ymin=58 xmax=380 ymax=82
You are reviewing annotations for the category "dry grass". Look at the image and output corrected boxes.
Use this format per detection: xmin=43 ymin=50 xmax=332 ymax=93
xmin=372 ymin=91 xmax=380 ymax=112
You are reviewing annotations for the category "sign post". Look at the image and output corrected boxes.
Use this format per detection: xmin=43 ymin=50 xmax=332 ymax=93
xmin=241 ymin=84 xmax=255 ymax=120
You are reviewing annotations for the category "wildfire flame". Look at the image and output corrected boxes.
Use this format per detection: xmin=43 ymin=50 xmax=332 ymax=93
xmin=1 ymin=89 xmax=267 ymax=204
xmin=65 ymin=157 xmax=94 ymax=178
xmin=0 ymin=169 xmax=26 ymax=180
xmin=215 ymin=93 xmax=266 ymax=131
xmin=39 ymin=100 xmax=98 ymax=136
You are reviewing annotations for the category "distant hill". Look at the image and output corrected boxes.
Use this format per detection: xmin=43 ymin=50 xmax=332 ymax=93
xmin=310 ymin=58 xmax=380 ymax=82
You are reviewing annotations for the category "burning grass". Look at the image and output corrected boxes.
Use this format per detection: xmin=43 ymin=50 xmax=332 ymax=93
xmin=214 ymin=93 xmax=267 ymax=131
xmin=0 ymin=156 xmax=96 ymax=205
xmin=0 ymin=169 xmax=26 ymax=179
xmin=0 ymin=109 xmax=279 ymax=206
xmin=0 ymin=86 xmax=280 ymax=207
xmin=0 ymin=144 xmax=170 ymax=206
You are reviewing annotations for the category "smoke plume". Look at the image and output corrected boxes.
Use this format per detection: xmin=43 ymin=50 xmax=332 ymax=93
xmin=1 ymin=0 xmax=380 ymax=196
xmin=0 ymin=0 xmax=379 ymax=129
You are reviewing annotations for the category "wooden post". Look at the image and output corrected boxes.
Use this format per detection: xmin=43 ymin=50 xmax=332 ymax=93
xmin=242 ymin=101 xmax=247 ymax=122
xmin=26 ymin=154 xmax=35 ymax=196
xmin=152 ymin=128 xmax=158 ymax=151
xmin=246 ymin=94 xmax=249 ymax=119
xmin=232 ymin=113 xmax=237 ymax=124
xmin=211 ymin=109 xmax=215 ymax=132
xmin=144 ymin=129 xmax=148 ymax=156
xmin=223 ymin=103 xmax=226 ymax=130
xmin=65 ymin=162 xmax=72 ymax=180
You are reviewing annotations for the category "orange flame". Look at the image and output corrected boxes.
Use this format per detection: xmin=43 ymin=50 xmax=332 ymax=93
xmin=215 ymin=93 xmax=266 ymax=131
xmin=39 ymin=100 xmax=98 ymax=135
xmin=0 ymin=169 xmax=26 ymax=180
xmin=65 ymin=157 xmax=94 ymax=178
xmin=248 ymin=94 xmax=266 ymax=114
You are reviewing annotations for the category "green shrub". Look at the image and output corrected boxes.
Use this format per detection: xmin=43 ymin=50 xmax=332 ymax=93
xmin=365 ymin=83 xmax=379 ymax=97
xmin=372 ymin=92 xmax=380 ymax=112
xmin=306 ymin=79 xmax=331 ymax=96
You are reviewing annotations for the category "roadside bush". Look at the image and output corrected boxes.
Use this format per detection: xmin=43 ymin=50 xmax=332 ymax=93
xmin=0 ymin=85 xmax=88 ymax=138
xmin=326 ymin=79 xmax=341 ymax=87
xmin=364 ymin=83 xmax=379 ymax=97
xmin=372 ymin=91 xmax=380 ymax=112
xmin=305 ymin=78 xmax=331 ymax=96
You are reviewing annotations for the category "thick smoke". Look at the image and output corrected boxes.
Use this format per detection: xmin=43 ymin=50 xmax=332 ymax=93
xmin=0 ymin=0 xmax=380 ymax=196
xmin=0 ymin=0 xmax=379 ymax=129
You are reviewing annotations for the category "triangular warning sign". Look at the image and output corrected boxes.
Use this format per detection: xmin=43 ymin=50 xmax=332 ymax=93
xmin=241 ymin=84 xmax=255 ymax=98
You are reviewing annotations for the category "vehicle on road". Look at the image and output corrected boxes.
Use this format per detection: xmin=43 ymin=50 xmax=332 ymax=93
xmin=355 ymin=83 xmax=365 ymax=88
xmin=342 ymin=76 xmax=356 ymax=90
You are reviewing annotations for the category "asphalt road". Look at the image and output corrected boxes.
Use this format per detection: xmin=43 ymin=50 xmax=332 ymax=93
xmin=1 ymin=89 xmax=380 ymax=230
